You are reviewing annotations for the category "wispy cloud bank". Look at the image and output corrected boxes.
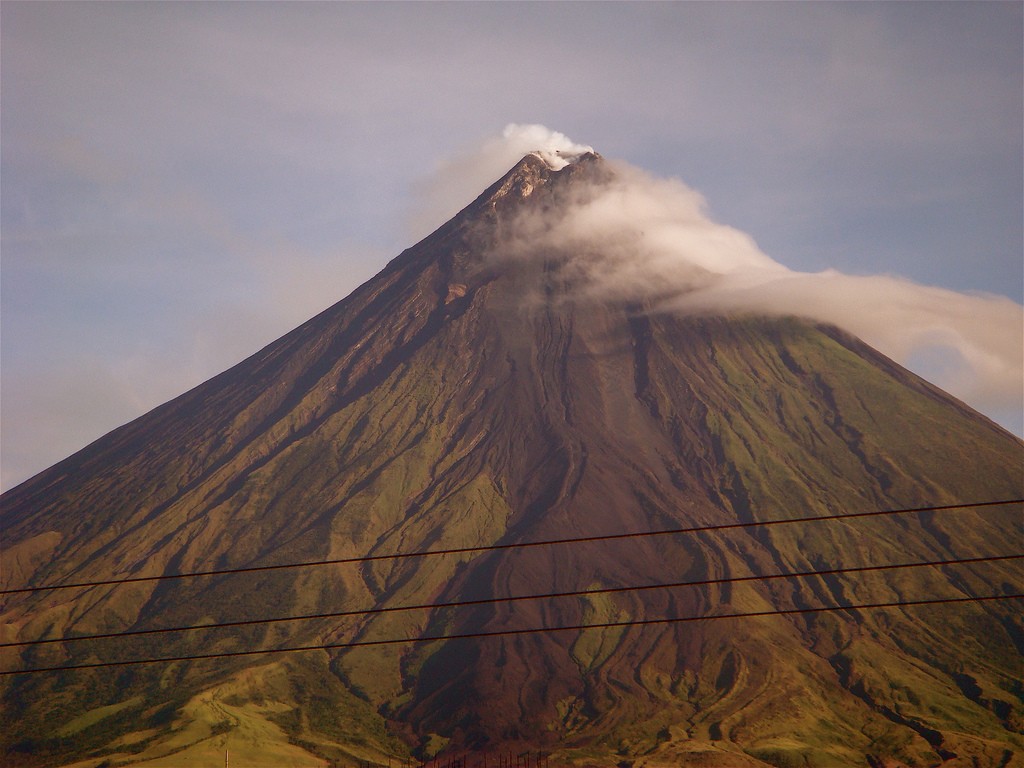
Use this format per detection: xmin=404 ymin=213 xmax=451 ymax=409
xmin=486 ymin=128 xmax=1024 ymax=431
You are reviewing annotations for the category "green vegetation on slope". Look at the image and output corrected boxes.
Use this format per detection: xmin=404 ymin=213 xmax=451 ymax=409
xmin=2 ymin=154 xmax=1021 ymax=766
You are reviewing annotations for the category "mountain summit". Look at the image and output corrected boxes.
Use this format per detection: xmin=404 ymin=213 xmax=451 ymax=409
xmin=2 ymin=153 xmax=1022 ymax=767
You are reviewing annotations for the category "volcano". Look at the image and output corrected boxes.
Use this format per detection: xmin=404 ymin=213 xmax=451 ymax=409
xmin=1 ymin=151 xmax=1022 ymax=768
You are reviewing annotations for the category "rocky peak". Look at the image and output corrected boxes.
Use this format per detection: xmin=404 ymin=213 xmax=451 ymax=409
xmin=472 ymin=150 xmax=608 ymax=214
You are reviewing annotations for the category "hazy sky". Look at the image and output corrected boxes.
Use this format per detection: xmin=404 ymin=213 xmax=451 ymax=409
xmin=2 ymin=1 xmax=1022 ymax=490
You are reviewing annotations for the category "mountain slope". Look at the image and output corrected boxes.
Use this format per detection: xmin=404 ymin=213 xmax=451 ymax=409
xmin=2 ymin=153 xmax=1022 ymax=768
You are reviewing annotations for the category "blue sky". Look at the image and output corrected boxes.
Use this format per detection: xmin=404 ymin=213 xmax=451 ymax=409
xmin=2 ymin=1 xmax=1022 ymax=489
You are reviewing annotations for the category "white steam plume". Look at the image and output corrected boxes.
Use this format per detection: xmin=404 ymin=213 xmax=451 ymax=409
xmin=495 ymin=123 xmax=594 ymax=170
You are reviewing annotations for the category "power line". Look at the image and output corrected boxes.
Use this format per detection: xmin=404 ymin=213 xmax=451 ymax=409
xmin=3 ymin=593 xmax=1018 ymax=677
xmin=3 ymin=498 xmax=1019 ymax=596
xmin=4 ymin=553 xmax=1018 ymax=649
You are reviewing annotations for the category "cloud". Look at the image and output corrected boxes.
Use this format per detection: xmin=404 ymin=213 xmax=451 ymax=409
xmin=495 ymin=160 xmax=783 ymax=297
xmin=483 ymin=131 xmax=1023 ymax=431
xmin=679 ymin=270 xmax=1023 ymax=419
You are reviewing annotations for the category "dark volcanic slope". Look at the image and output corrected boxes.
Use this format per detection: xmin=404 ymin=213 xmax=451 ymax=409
xmin=2 ymin=154 xmax=1022 ymax=768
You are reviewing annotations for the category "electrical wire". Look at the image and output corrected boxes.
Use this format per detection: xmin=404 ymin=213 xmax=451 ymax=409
xmin=2 ymin=593 xmax=1018 ymax=676
xmin=3 ymin=498 xmax=1019 ymax=596
xmin=3 ymin=553 xmax=1018 ymax=649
